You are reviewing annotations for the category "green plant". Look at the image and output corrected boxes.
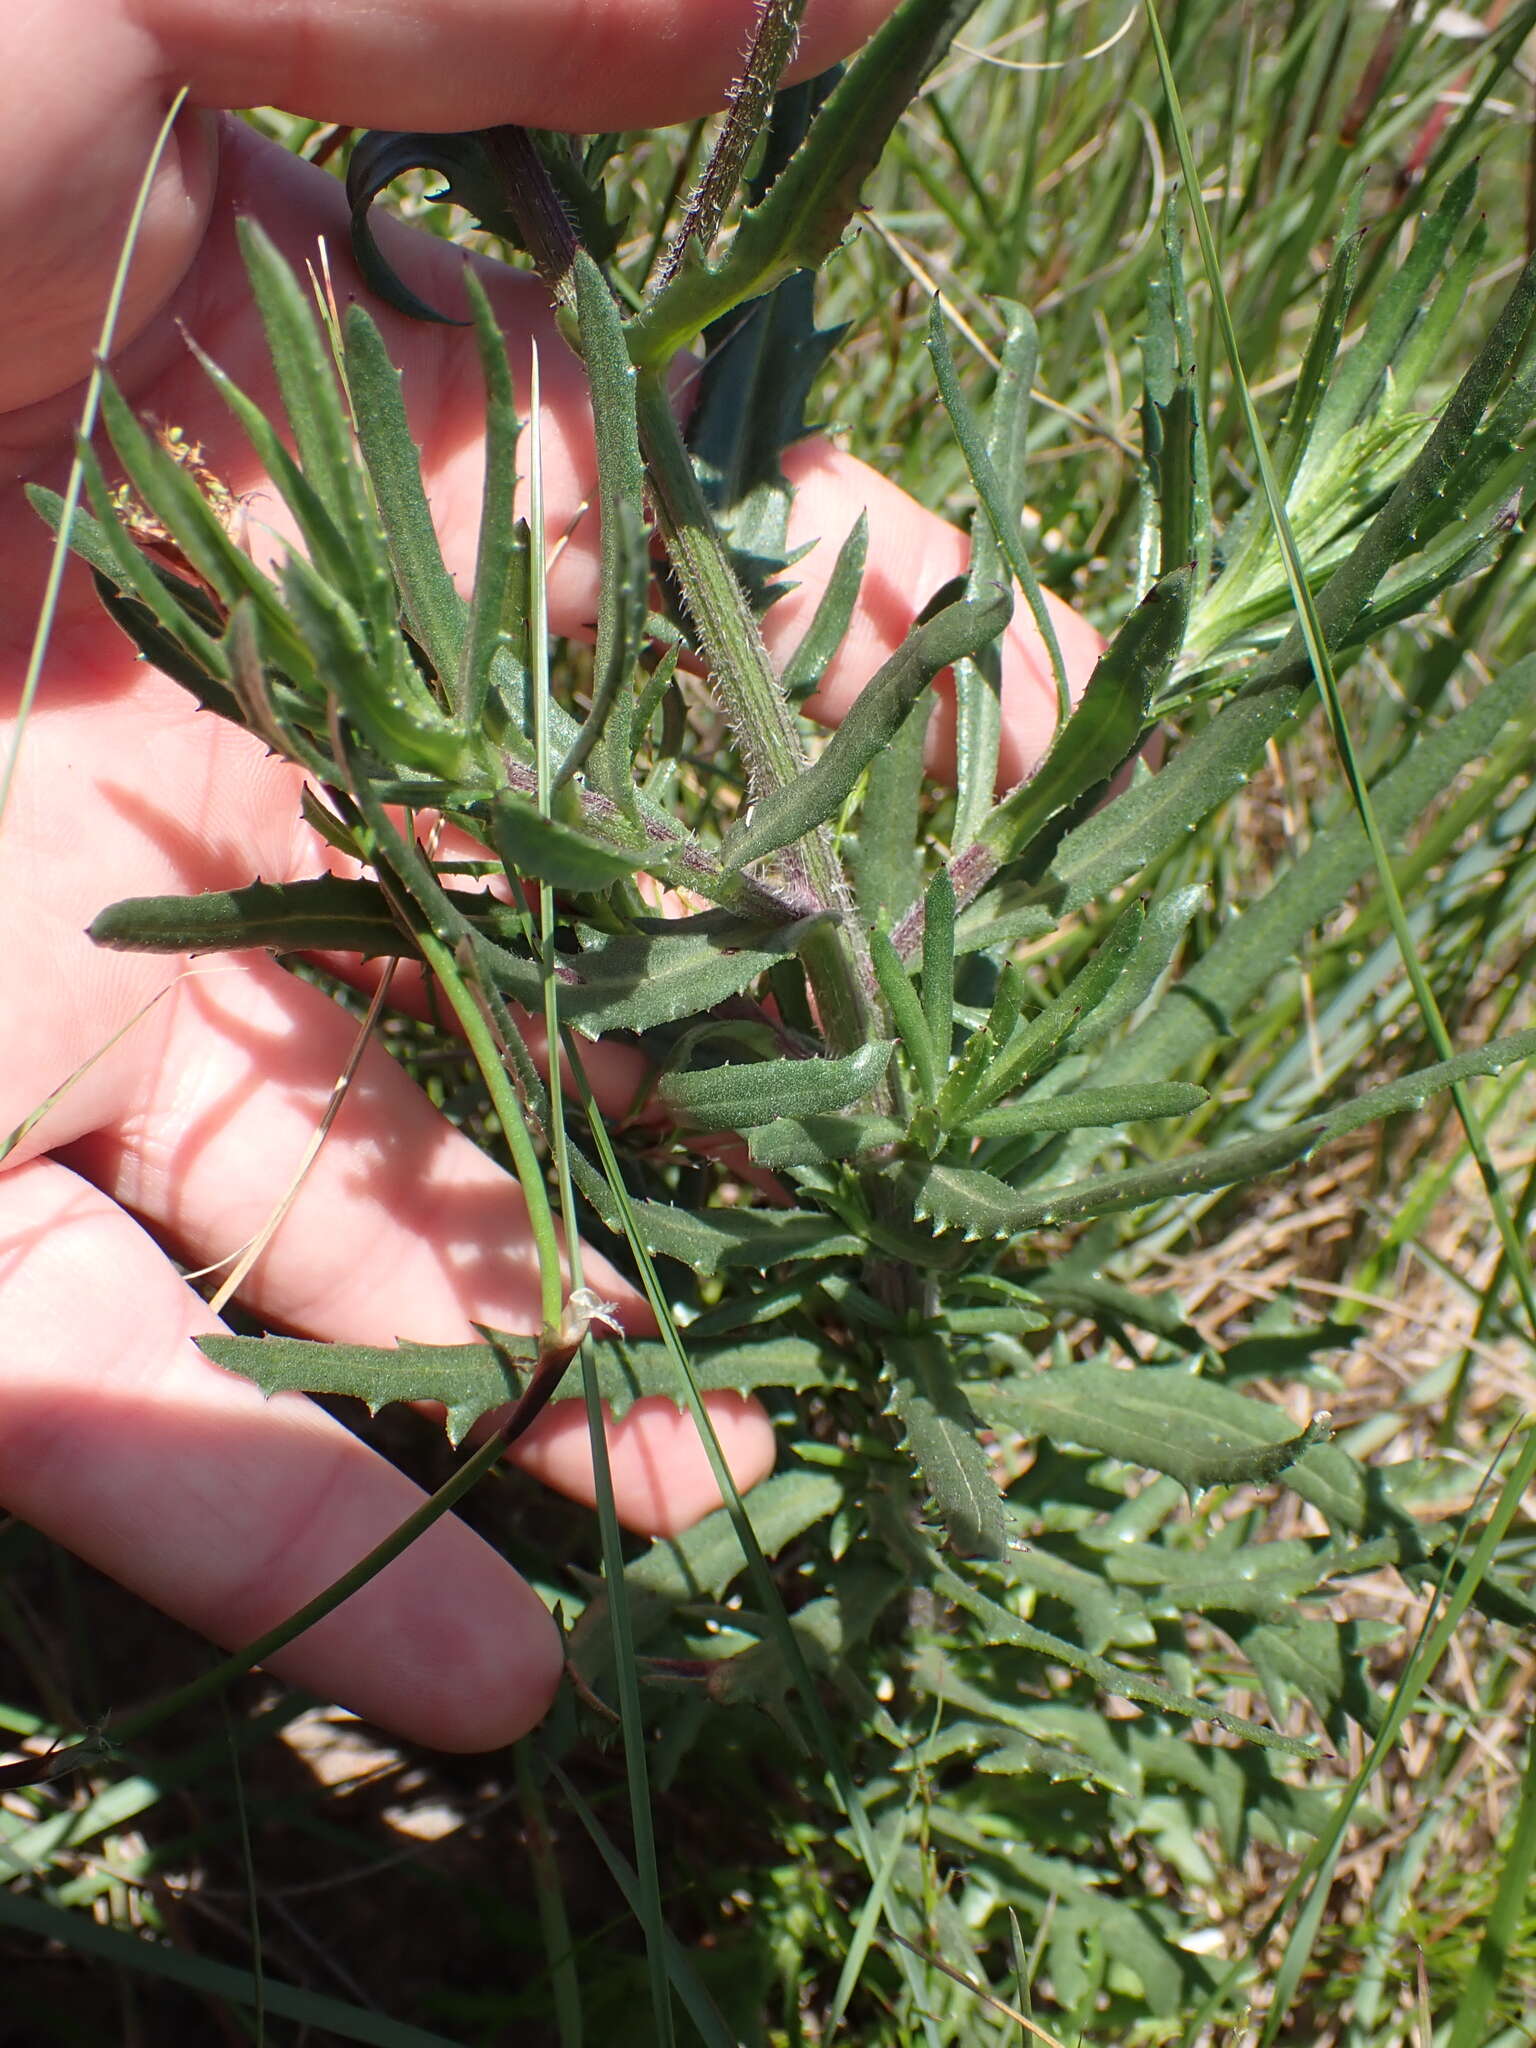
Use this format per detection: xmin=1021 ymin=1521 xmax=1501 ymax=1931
xmin=13 ymin=1 xmax=1536 ymax=2040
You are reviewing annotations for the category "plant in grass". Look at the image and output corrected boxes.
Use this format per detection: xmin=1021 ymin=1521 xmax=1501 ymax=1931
xmin=25 ymin=0 xmax=1536 ymax=2036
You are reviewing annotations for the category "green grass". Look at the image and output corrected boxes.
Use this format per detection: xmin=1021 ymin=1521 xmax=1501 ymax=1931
xmin=7 ymin=3 xmax=1536 ymax=2043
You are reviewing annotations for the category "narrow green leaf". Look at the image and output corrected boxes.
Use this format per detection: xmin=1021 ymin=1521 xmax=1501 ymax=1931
xmin=921 ymin=865 xmax=956 ymax=1071
xmin=236 ymin=218 xmax=387 ymax=581
xmin=947 ymin=901 xmax=1147 ymax=1126
xmin=928 ymin=299 xmax=1067 ymax=711
xmin=724 ymin=585 xmax=1011 ymax=869
xmin=658 ymin=1040 xmax=894 ymax=1130
xmin=343 ymin=303 xmax=466 ymax=687
xmin=869 ymin=924 xmax=937 ymax=1102
xmin=491 ymin=788 xmax=645 ymax=891
xmin=746 ymin=1113 xmax=905 ymax=1168
xmin=558 ymin=252 xmax=649 ymax=799
xmin=458 ymin=268 xmax=525 ymax=732
xmin=89 ymin=875 xmax=418 ymax=959
xmin=780 ymin=512 xmax=868 ymax=700
xmin=279 ymin=552 xmax=468 ymax=779
xmin=907 ymin=1124 xmax=1317 ymax=1240
xmin=887 ymin=1334 xmax=1010 ymax=1558
xmin=932 ymin=1563 xmax=1312 ymax=1755
xmin=853 ymin=696 xmax=932 ymax=927
xmin=977 ymin=566 xmax=1190 ymax=868
xmin=959 ymin=1080 xmax=1206 ymax=1138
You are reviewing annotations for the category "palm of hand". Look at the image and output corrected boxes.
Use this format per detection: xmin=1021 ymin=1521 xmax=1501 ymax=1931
xmin=0 ymin=2 xmax=1098 ymax=1748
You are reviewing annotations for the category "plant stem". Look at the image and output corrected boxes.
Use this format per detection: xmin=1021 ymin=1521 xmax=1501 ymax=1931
xmin=655 ymin=0 xmax=812 ymax=286
xmin=633 ymin=369 xmax=876 ymax=1058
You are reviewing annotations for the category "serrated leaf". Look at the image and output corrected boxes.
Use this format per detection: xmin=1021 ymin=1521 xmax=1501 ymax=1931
xmin=887 ymin=1335 xmax=1010 ymax=1558
xmin=567 ymin=1143 xmax=860 ymax=1274
xmin=89 ymin=875 xmax=419 ymax=959
xmin=971 ymin=1363 xmax=1333 ymax=1494
xmin=932 ymin=1562 xmax=1312 ymax=1754
xmin=658 ymin=1039 xmax=894 ymax=1130
xmin=546 ymin=914 xmax=835 ymax=1036
xmin=345 ymin=129 xmax=519 ymax=325
xmin=197 ymin=1331 xmax=847 ymax=1442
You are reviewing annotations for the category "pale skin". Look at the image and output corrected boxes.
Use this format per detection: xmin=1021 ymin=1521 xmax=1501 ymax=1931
xmin=0 ymin=0 xmax=1102 ymax=1751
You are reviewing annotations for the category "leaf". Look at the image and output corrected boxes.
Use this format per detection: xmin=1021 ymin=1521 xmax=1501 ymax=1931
xmin=490 ymin=789 xmax=645 ymax=891
xmin=237 ymin=219 xmax=392 ymax=583
xmin=1071 ymin=654 xmax=1536 ymax=1101
xmin=945 ymin=899 xmax=1148 ymax=1126
xmin=88 ymin=878 xmax=824 ymax=1036
xmin=1047 ymin=247 xmax=1536 ymax=916
xmin=344 ymin=129 xmax=519 ymax=325
xmin=908 ymin=1116 xmax=1317 ymax=1241
xmin=958 ymin=1080 xmax=1207 ymax=1138
xmin=932 ymin=1562 xmax=1313 ymax=1755
xmin=567 ymin=1144 xmax=860 ymax=1274
xmin=746 ymin=1113 xmax=904 ymax=1168
xmin=197 ymin=1331 xmax=847 ymax=1442
xmin=976 ymin=566 xmax=1191 ymax=868
xmin=658 ymin=1039 xmax=894 ymax=1130
xmin=342 ymin=302 xmax=466 ymax=688
xmin=458 ymin=269 xmax=525 ymax=732
xmin=780 ymin=514 xmax=868 ymax=699
xmin=971 ymin=1363 xmax=1334 ymax=1494
xmin=853 ymin=695 xmax=932 ymax=927
xmin=1100 ymin=1533 xmax=1346 ymax=1618
xmin=279 ymin=552 xmax=469 ymax=780
xmin=627 ymin=1470 xmax=846 ymax=1602
xmin=723 ymin=584 xmax=1011 ymax=868
xmin=928 ymin=298 xmax=1068 ymax=714
xmin=869 ymin=925 xmax=937 ymax=1103
xmin=545 ymin=914 xmax=835 ymax=1036
xmin=558 ymin=252 xmax=649 ymax=799
xmin=89 ymin=876 xmax=419 ymax=959
xmin=625 ymin=0 xmax=986 ymax=368
xmin=886 ymin=1335 xmax=1010 ymax=1558
xmin=921 ymin=865 xmax=956 ymax=1069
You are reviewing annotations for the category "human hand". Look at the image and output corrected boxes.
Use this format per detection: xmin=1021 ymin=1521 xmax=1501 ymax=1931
xmin=0 ymin=0 xmax=1101 ymax=1749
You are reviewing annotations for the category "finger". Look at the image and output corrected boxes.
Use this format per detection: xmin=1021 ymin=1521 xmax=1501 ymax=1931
xmin=0 ymin=1154 xmax=563 ymax=1750
xmin=49 ymin=932 xmax=775 ymax=1533
xmin=0 ymin=0 xmax=899 ymax=416
xmin=0 ymin=666 xmax=770 ymax=1535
